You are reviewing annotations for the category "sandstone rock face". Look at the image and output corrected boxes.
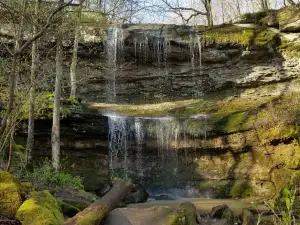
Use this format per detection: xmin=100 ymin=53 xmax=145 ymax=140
xmin=12 ymin=23 xmax=300 ymax=201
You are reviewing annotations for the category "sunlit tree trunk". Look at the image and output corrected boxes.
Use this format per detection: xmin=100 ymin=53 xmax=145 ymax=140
xmin=204 ymin=0 xmax=213 ymax=27
xmin=52 ymin=0 xmax=64 ymax=171
xmin=26 ymin=0 xmax=41 ymax=169
xmin=70 ymin=3 xmax=83 ymax=99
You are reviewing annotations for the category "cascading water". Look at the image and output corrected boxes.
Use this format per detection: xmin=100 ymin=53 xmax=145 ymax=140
xmin=105 ymin=27 xmax=127 ymax=179
xmin=105 ymin=27 xmax=124 ymax=103
xmin=105 ymin=114 xmax=209 ymax=198
xmin=105 ymin=26 xmax=207 ymax=198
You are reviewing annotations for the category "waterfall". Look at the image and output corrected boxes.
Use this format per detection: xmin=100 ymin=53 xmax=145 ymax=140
xmin=105 ymin=27 xmax=126 ymax=178
xmin=135 ymin=118 xmax=144 ymax=176
xmin=189 ymin=32 xmax=202 ymax=96
xmin=108 ymin=114 xmax=128 ymax=179
xmin=105 ymin=27 xmax=124 ymax=104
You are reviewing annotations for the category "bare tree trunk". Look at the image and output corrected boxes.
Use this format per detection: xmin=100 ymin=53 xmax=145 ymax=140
xmin=236 ymin=0 xmax=241 ymax=15
xmin=70 ymin=3 xmax=82 ymax=99
xmin=260 ymin=0 xmax=269 ymax=11
xmin=63 ymin=180 xmax=133 ymax=225
xmin=221 ymin=1 xmax=225 ymax=23
xmin=26 ymin=0 xmax=41 ymax=169
xmin=205 ymin=0 xmax=213 ymax=27
xmin=52 ymin=0 xmax=64 ymax=171
xmin=6 ymin=130 xmax=14 ymax=172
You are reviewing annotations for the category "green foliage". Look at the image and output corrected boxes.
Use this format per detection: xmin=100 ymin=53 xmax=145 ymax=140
xmin=21 ymin=160 xmax=84 ymax=190
xmin=265 ymin=186 xmax=297 ymax=225
xmin=15 ymin=91 xmax=83 ymax=120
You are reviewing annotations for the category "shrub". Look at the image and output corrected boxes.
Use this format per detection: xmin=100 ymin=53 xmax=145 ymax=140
xmin=22 ymin=160 xmax=83 ymax=190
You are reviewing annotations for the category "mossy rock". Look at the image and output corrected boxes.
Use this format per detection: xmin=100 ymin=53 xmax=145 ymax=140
xmin=278 ymin=5 xmax=300 ymax=32
xmin=230 ymin=180 xmax=253 ymax=198
xmin=168 ymin=201 xmax=197 ymax=225
xmin=0 ymin=171 xmax=23 ymax=218
xmin=233 ymin=12 xmax=267 ymax=24
xmin=16 ymin=190 xmax=64 ymax=225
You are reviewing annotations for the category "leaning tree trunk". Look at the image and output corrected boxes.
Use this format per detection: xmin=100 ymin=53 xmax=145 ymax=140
xmin=52 ymin=0 xmax=64 ymax=171
xmin=63 ymin=180 xmax=134 ymax=225
xmin=26 ymin=0 xmax=41 ymax=169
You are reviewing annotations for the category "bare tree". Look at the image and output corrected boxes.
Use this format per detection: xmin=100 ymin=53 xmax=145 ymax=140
xmin=26 ymin=0 xmax=41 ymax=169
xmin=161 ymin=0 xmax=213 ymax=26
xmin=0 ymin=0 xmax=74 ymax=136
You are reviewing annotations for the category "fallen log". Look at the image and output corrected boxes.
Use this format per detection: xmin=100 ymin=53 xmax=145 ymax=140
xmin=63 ymin=180 xmax=134 ymax=225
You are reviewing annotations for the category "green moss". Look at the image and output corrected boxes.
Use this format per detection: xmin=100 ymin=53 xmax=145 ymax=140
xmin=254 ymin=29 xmax=277 ymax=46
xmin=202 ymin=24 xmax=255 ymax=46
xmin=280 ymin=39 xmax=300 ymax=58
xmin=76 ymin=206 xmax=107 ymax=225
xmin=16 ymin=190 xmax=64 ymax=225
xmin=258 ymin=125 xmax=298 ymax=142
xmin=0 ymin=171 xmax=23 ymax=218
xmin=230 ymin=180 xmax=253 ymax=198
xmin=217 ymin=112 xmax=246 ymax=133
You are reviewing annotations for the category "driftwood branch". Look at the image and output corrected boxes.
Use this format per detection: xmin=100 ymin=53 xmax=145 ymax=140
xmin=63 ymin=180 xmax=134 ymax=225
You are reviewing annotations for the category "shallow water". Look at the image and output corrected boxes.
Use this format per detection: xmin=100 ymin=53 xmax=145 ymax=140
xmin=129 ymin=198 xmax=258 ymax=214
xmin=105 ymin=198 xmax=264 ymax=225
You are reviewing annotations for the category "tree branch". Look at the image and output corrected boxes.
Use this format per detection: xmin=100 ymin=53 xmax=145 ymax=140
xmin=16 ymin=0 xmax=77 ymax=55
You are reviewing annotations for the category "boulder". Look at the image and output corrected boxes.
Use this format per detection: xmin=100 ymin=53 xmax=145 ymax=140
xmin=222 ymin=208 xmax=234 ymax=225
xmin=168 ymin=201 xmax=198 ymax=225
xmin=16 ymin=190 xmax=64 ymax=225
xmin=211 ymin=205 xmax=229 ymax=219
xmin=0 ymin=171 xmax=23 ymax=218
xmin=241 ymin=208 xmax=255 ymax=225
xmin=124 ymin=184 xmax=149 ymax=203
xmin=202 ymin=50 xmax=229 ymax=63
xmin=259 ymin=215 xmax=277 ymax=225
xmin=278 ymin=5 xmax=300 ymax=32
xmin=232 ymin=12 xmax=267 ymax=24
xmin=281 ymin=19 xmax=300 ymax=32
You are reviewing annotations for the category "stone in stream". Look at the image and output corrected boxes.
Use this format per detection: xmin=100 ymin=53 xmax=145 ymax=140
xmin=211 ymin=205 xmax=235 ymax=225
xmin=155 ymin=194 xmax=176 ymax=200
xmin=168 ymin=201 xmax=198 ymax=225
xmin=241 ymin=208 xmax=255 ymax=225
xmin=124 ymin=184 xmax=149 ymax=204
xmin=211 ymin=204 xmax=230 ymax=219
